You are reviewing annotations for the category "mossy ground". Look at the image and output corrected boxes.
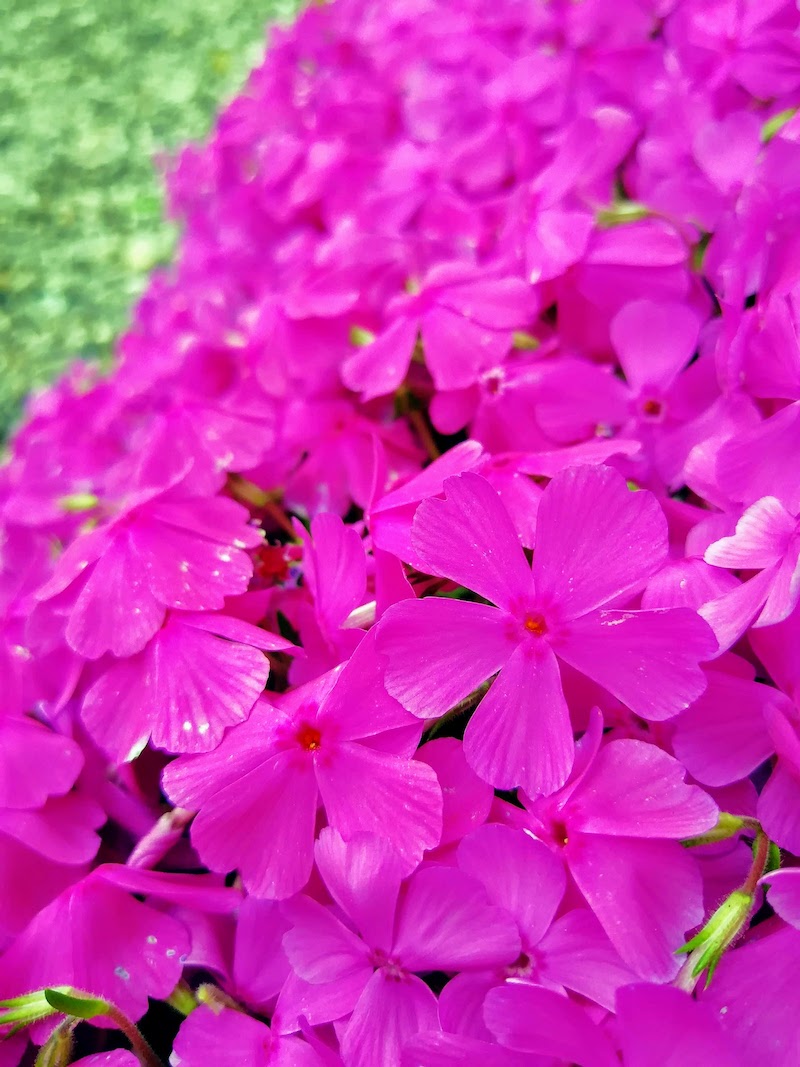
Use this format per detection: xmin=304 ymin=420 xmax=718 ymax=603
xmin=0 ymin=0 xmax=299 ymax=435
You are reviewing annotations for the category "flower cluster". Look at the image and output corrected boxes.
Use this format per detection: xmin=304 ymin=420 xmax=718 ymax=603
xmin=3 ymin=0 xmax=800 ymax=1063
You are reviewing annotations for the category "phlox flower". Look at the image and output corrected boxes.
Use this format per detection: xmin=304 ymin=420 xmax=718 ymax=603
xmin=378 ymin=464 xmax=716 ymax=795
xmin=171 ymin=1004 xmax=328 ymax=1067
xmin=278 ymin=828 xmax=520 ymax=1067
xmin=701 ymin=495 xmax=800 ymax=649
xmin=438 ymin=822 xmax=636 ymax=1040
xmin=0 ymin=869 xmax=191 ymax=1028
xmin=80 ymin=611 xmax=294 ymax=760
xmin=505 ymin=713 xmax=718 ymax=980
xmin=405 ymin=983 xmax=618 ymax=1067
xmin=289 ymin=512 xmax=368 ymax=684
xmin=35 ymin=477 xmax=263 ymax=659
xmin=342 ymin=262 xmax=536 ymax=401
xmin=163 ymin=631 xmax=442 ymax=899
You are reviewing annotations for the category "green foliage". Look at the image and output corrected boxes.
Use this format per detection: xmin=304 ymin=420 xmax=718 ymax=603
xmin=0 ymin=0 xmax=300 ymax=435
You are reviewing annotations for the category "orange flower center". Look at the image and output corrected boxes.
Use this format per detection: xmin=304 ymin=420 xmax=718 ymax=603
xmin=524 ymin=613 xmax=548 ymax=636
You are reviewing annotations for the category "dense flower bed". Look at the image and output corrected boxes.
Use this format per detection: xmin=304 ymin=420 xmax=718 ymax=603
xmin=3 ymin=0 xmax=800 ymax=1063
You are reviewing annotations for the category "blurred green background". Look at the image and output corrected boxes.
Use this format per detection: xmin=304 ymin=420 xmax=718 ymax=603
xmin=0 ymin=0 xmax=300 ymax=437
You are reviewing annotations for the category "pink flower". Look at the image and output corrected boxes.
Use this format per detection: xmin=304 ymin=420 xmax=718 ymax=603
xmin=279 ymin=828 xmax=520 ymax=1067
xmin=81 ymin=611 xmax=293 ymax=760
xmin=171 ymin=1004 xmax=327 ymax=1067
xmin=438 ymin=822 xmax=636 ymax=1039
xmin=0 ymin=869 xmax=190 ymax=1025
xmin=509 ymin=714 xmax=718 ymax=980
xmin=163 ymin=631 xmax=442 ymax=899
xmin=35 ymin=481 xmax=263 ymax=659
xmin=343 ymin=262 xmax=536 ymax=402
xmin=378 ymin=465 xmax=716 ymax=795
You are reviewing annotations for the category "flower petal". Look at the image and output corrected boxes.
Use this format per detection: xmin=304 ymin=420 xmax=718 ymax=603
xmin=463 ymin=641 xmax=574 ymax=796
xmin=558 ymin=608 xmax=716 ymax=721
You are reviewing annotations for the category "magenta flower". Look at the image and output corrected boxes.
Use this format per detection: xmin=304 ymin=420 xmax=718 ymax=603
xmin=81 ymin=611 xmax=293 ymax=760
xmin=616 ymin=983 xmax=744 ymax=1066
xmin=439 ymin=822 xmax=636 ymax=1039
xmin=279 ymin=828 xmax=520 ymax=1067
xmin=511 ymin=714 xmax=718 ymax=980
xmin=378 ymin=464 xmax=716 ymax=795
xmin=163 ymin=631 xmax=442 ymax=899
xmin=342 ymin=262 xmax=536 ymax=402
xmin=0 ymin=870 xmax=190 ymax=1025
xmin=35 ymin=482 xmax=263 ymax=659
xmin=406 ymin=983 xmax=618 ymax=1067
xmin=171 ymin=1004 xmax=327 ymax=1067
xmin=701 ymin=495 xmax=800 ymax=649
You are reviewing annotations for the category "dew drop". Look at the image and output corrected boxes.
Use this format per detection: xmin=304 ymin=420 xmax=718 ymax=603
xmin=114 ymin=966 xmax=130 ymax=981
xmin=146 ymin=935 xmax=158 ymax=944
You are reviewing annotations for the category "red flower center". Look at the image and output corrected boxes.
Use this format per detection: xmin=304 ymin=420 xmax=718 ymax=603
xmin=641 ymin=397 xmax=663 ymax=418
xmin=296 ymin=723 xmax=322 ymax=751
xmin=524 ymin=613 xmax=548 ymax=636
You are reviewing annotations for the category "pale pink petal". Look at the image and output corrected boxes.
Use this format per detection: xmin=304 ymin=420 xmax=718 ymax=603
xmin=392 ymin=867 xmax=520 ymax=972
xmin=282 ymin=895 xmax=372 ymax=985
xmin=342 ymin=318 xmax=419 ymax=400
xmin=482 ymin=984 xmax=618 ymax=1067
xmin=758 ymin=539 xmax=800 ymax=626
xmin=538 ymin=909 xmax=638 ymax=1011
xmin=671 ymin=668 xmax=780 ymax=786
xmin=705 ymin=497 xmax=796 ymax=569
xmin=610 ymin=300 xmax=701 ymax=394
xmin=379 ymin=598 xmax=515 ymax=718
xmin=456 ymin=824 xmax=566 ymax=945
xmin=558 ymin=608 xmax=716 ymax=720
xmin=341 ymin=970 xmax=438 ymax=1067
xmin=416 ymin=739 xmax=492 ymax=845
xmin=411 ymin=473 xmax=533 ymax=610
xmin=617 ymin=983 xmax=743 ymax=1067
xmin=533 ymin=466 xmax=668 ymax=620
xmin=317 ymin=742 xmax=442 ymax=867
xmin=463 ymin=642 xmax=574 ymax=796
xmin=567 ymin=835 xmax=704 ymax=981
xmin=569 ymin=739 xmax=718 ymax=839
xmin=314 ymin=828 xmax=404 ymax=951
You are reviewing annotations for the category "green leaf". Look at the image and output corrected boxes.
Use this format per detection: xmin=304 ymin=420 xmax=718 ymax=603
xmin=44 ymin=988 xmax=110 ymax=1020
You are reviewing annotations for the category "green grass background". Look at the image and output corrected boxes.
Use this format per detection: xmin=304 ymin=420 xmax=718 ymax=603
xmin=0 ymin=0 xmax=300 ymax=436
